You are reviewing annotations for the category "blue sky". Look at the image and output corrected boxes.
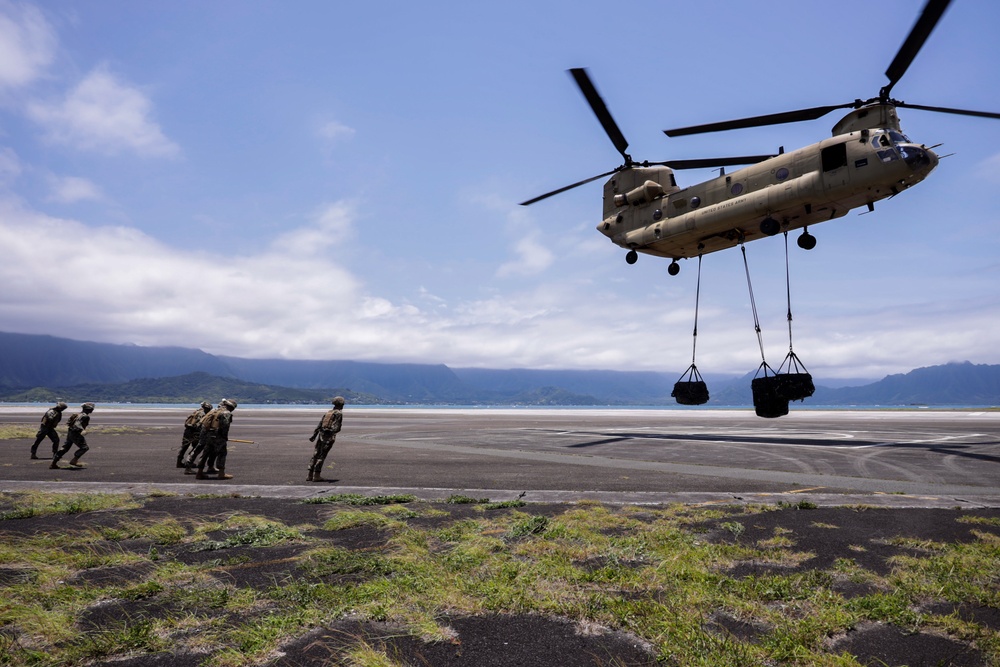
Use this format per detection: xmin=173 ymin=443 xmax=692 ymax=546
xmin=2 ymin=0 xmax=999 ymax=381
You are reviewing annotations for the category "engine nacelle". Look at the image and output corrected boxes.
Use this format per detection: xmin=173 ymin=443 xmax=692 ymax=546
xmin=613 ymin=180 xmax=665 ymax=207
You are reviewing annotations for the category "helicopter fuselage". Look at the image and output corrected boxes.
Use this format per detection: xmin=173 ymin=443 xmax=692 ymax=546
xmin=599 ymin=106 xmax=939 ymax=262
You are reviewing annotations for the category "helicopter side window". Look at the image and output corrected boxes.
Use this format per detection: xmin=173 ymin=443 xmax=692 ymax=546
xmin=878 ymin=134 xmax=892 ymax=147
xmin=821 ymin=142 xmax=848 ymax=172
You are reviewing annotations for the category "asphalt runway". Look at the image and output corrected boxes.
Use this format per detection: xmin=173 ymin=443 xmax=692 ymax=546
xmin=2 ymin=407 xmax=999 ymax=506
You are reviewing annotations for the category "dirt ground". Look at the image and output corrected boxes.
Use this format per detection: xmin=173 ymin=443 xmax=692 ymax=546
xmin=1 ymin=494 xmax=998 ymax=666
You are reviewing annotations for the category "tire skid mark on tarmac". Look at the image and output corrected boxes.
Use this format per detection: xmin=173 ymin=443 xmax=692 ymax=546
xmin=357 ymin=435 xmax=999 ymax=497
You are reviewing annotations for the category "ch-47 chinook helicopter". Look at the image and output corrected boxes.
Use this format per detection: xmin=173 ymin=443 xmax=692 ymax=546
xmin=521 ymin=0 xmax=1000 ymax=276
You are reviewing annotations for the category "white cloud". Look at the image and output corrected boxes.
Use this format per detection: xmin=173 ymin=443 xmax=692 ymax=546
xmin=2 ymin=196 xmax=1000 ymax=378
xmin=26 ymin=64 xmax=179 ymax=157
xmin=270 ymin=201 xmax=356 ymax=255
xmin=47 ymin=174 xmax=102 ymax=203
xmin=496 ymin=230 xmax=555 ymax=278
xmin=0 ymin=1 xmax=55 ymax=92
xmin=318 ymin=120 xmax=355 ymax=142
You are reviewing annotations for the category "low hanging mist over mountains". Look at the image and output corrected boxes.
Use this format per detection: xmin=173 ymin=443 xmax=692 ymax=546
xmin=1 ymin=332 xmax=998 ymax=406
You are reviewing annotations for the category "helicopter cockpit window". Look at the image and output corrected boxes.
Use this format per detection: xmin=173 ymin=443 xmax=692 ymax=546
xmin=888 ymin=130 xmax=911 ymax=144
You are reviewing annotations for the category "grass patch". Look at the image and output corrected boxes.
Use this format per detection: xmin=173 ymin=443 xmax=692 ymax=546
xmin=0 ymin=493 xmax=997 ymax=666
xmin=303 ymin=493 xmax=417 ymax=506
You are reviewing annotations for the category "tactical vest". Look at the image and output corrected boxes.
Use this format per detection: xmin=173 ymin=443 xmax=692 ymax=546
xmin=67 ymin=413 xmax=79 ymax=430
xmin=184 ymin=409 xmax=205 ymax=428
xmin=41 ymin=409 xmax=61 ymax=427
xmin=201 ymin=408 xmax=224 ymax=431
xmin=320 ymin=409 xmax=340 ymax=431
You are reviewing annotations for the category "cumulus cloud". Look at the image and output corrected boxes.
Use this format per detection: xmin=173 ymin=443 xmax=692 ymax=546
xmin=2 ymin=196 xmax=1000 ymax=377
xmin=46 ymin=174 xmax=102 ymax=203
xmin=26 ymin=64 xmax=179 ymax=157
xmin=0 ymin=1 xmax=55 ymax=92
xmin=496 ymin=230 xmax=555 ymax=278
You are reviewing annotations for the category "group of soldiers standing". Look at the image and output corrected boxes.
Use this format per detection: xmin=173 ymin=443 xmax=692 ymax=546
xmin=27 ymin=396 xmax=345 ymax=482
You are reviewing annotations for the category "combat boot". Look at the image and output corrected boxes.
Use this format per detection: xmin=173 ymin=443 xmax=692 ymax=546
xmin=307 ymin=470 xmax=314 ymax=482
xmin=195 ymin=468 xmax=207 ymax=479
xmin=176 ymin=456 xmax=185 ymax=468
xmin=312 ymin=472 xmax=326 ymax=482
xmin=217 ymin=467 xmax=233 ymax=480
xmin=69 ymin=456 xmax=81 ymax=467
xmin=49 ymin=460 xmax=59 ymax=469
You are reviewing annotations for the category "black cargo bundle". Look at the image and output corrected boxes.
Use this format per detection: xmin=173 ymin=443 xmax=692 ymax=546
xmin=672 ymin=364 xmax=709 ymax=405
xmin=775 ymin=351 xmax=814 ymax=402
xmin=751 ymin=363 xmax=789 ymax=418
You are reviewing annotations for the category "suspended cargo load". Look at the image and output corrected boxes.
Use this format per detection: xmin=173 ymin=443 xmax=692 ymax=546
xmin=775 ymin=351 xmax=814 ymax=403
xmin=672 ymin=364 xmax=709 ymax=405
xmin=751 ymin=363 xmax=789 ymax=419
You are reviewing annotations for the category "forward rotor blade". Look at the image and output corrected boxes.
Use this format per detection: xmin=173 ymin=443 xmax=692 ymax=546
xmin=519 ymin=168 xmax=619 ymax=206
xmin=664 ymin=103 xmax=857 ymax=137
xmin=652 ymin=154 xmax=777 ymax=170
xmin=569 ymin=68 xmax=631 ymax=162
xmin=884 ymin=0 xmax=951 ymax=96
xmin=895 ymin=101 xmax=1000 ymax=121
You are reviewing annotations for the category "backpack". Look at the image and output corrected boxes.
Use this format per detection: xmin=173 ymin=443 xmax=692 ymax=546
xmin=184 ymin=409 xmax=205 ymax=428
xmin=320 ymin=409 xmax=341 ymax=432
xmin=201 ymin=408 xmax=223 ymax=431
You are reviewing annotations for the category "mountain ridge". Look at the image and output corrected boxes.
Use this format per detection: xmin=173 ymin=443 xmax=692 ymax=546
xmin=1 ymin=332 xmax=998 ymax=406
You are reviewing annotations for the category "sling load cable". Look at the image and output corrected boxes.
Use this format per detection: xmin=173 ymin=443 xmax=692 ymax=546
xmin=672 ymin=254 xmax=709 ymax=405
xmin=776 ymin=231 xmax=815 ymax=402
xmin=741 ymin=242 xmax=788 ymax=418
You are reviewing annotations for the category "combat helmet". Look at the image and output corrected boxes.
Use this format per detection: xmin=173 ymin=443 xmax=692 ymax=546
xmin=201 ymin=401 xmax=213 ymax=410
xmin=55 ymin=402 xmax=68 ymax=411
xmin=332 ymin=396 xmax=345 ymax=408
xmin=81 ymin=402 xmax=95 ymax=413
xmin=221 ymin=398 xmax=238 ymax=411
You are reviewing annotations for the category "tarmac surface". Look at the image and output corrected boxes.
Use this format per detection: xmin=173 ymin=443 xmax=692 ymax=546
xmin=3 ymin=406 xmax=1000 ymax=665
xmin=2 ymin=406 xmax=999 ymax=507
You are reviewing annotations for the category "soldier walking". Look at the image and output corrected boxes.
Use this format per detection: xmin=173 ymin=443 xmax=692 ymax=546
xmin=30 ymin=402 xmax=67 ymax=459
xmin=195 ymin=399 xmax=237 ymax=480
xmin=307 ymin=396 xmax=344 ymax=482
xmin=51 ymin=403 xmax=95 ymax=469
xmin=178 ymin=401 xmax=213 ymax=468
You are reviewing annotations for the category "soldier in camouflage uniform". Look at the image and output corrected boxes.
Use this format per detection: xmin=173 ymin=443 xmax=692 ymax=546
xmin=178 ymin=401 xmax=213 ymax=468
xmin=307 ymin=396 xmax=344 ymax=482
xmin=51 ymin=403 xmax=94 ymax=469
xmin=30 ymin=402 xmax=67 ymax=459
xmin=196 ymin=398 xmax=237 ymax=480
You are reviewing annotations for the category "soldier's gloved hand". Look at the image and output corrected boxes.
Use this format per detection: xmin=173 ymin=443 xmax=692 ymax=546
xmin=308 ymin=434 xmax=317 ymax=442
xmin=80 ymin=430 xmax=87 ymax=436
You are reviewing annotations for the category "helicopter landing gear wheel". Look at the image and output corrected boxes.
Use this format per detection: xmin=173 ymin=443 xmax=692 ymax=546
xmin=760 ymin=217 xmax=781 ymax=236
xmin=625 ymin=250 xmax=638 ymax=265
xmin=668 ymin=260 xmax=680 ymax=276
xmin=797 ymin=229 xmax=817 ymax=250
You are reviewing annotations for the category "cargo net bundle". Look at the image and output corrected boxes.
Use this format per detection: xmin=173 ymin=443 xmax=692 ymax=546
xmin=672 ymin=255 xmax=710 ymax=406
xmin=743 ymin=233 xmax=814 ymax=418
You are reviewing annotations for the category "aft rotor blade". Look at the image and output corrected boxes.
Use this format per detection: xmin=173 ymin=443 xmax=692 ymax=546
xmin=569 ymin=68 xmax=631 ymax=163
xmin=519 ymin=168 xmax=619 ymax=206
xmin=884 ymin=0 xmax=952 ymax=96
xmin=664 ymin=103 xmax=856 ymax=137
xmin=895 ymin=101 xmax=1000 ymax=121
xmin=653 ymin=154 xmax=776 ymax=169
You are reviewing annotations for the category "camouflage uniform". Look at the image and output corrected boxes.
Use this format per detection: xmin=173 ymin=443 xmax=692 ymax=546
xmin=30 ymin=402 xmax=67 ymax=459
xmin=178 ymin=402 xmax=213 ymax=468
xmin=196 ymin=399 xmax=236 ymax=480
xmin=51 ymin=403 xmax=94 ymax=468
xmin=308 ymin=397 xmax=344 ymax=482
